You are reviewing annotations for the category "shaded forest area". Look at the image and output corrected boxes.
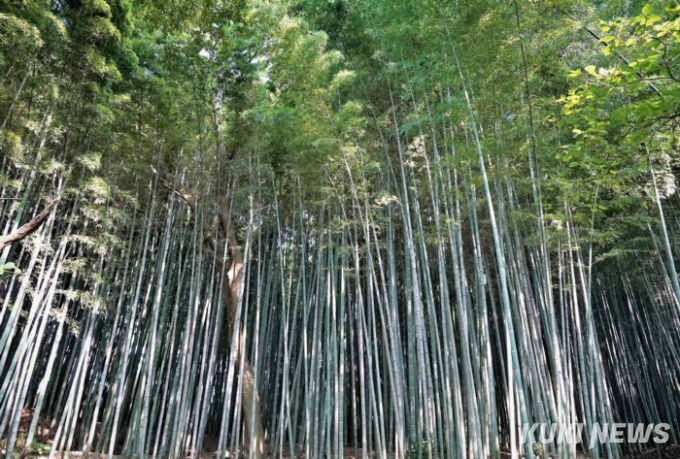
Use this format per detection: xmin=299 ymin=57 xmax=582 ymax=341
xmin=1 ymin=1 xmax=680 ymax=459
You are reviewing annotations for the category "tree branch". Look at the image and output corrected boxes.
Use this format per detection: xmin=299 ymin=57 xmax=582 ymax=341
xmin=0 ymin=199 xmax=59 ymax=252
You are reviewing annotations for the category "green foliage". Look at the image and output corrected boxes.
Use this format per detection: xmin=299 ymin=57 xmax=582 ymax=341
xmin=31 ymin=441 xmax=51 ymax=455
xmin=560 ymin=3 xmax=680 ymax=173
xmin=407 ymin=439 xmax=437 ymax=459
xmin=1 ymin=0 xmax=680 ymax=458
xmin=533 ymin=442 xmax=544 ymax=457
xmin=0 ymin=262 xmax=19 ymax=279
xmin=554 ymin=3 xmax=680 ymax=236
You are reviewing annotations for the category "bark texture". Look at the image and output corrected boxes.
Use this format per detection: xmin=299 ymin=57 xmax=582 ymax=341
xmin=224 ymin=228 xmax=265 ymax=459
xmin=167 ymin=181 xmax=264 ymax=459
xmin=0 ymin=199 xmax=59 ymax=252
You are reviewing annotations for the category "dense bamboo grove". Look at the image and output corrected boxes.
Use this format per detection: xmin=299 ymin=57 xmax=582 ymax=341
xmin=1 ymin=0 xmax=680 ymax=459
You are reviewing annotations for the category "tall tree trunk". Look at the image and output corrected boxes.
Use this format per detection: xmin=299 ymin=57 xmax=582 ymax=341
xmin=224 ymin=229 xmax=265 ymax=459
xmin=168 ymin=180 xmax=265 ymax=459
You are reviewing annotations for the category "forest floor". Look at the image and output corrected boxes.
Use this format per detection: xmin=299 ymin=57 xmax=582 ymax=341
xmin=17 ymin=447 xmax=680 ymax=459
xmin=6 ymin=410 xmax=680 ymax=459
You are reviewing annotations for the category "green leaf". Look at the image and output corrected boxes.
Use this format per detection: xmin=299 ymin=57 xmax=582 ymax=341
xmin=0 ymin=262 xmax=19 ymax=278
xmin=642 ymin=4 xmax=653 ymax=16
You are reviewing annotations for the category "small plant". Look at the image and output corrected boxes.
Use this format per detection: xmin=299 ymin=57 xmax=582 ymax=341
xmin=31 ymin=441 xmax=51 ymax=455
xmin=532 ymin=442 xmax=543 ymax=458
xmin=407 ymin=440 xmax=436 ymax=459
xmin=0 ymin=262 xmax=19 ymax=279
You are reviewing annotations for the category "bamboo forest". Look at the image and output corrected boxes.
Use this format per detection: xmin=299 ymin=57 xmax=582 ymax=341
xmin=3 ymin=0 xmax=680 ymax=458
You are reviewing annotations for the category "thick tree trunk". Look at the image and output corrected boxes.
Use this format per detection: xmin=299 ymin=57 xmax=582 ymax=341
xmin=224 ymin=230 xmax=265 ymax=459
xmin=0 ymin=199 xmax=58 ymax=252
xmin=241 ymin=355 xmax=265 ymax=458
xmin=165 ymin=174 xmax=264 ymax=459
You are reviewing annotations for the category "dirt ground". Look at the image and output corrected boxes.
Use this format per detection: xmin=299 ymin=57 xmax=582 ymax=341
xmin=6 ymin=411 xmax=679 ymax=459
xmin=18 ymin=445 xmax=680 ymax=459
